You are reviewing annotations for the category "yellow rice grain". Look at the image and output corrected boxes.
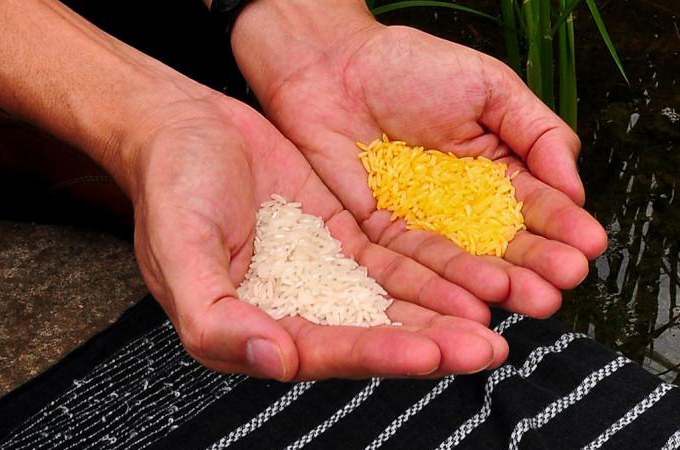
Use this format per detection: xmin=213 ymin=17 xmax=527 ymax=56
xmin=358 ymin=134 xmax=526 ymax=257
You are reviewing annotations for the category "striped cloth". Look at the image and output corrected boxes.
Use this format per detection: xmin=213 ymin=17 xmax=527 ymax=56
xmin=1 ymin=296 xmax=678 ymax=450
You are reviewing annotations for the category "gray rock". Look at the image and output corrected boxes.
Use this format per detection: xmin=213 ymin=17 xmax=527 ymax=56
xmin=0 ymin=221 xmax=147 ymax=396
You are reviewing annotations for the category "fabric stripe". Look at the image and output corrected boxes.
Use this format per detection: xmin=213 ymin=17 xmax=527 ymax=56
xmin=508 ymin=356 xmax=630 ymax=450
xmin=580 ymin=383 xmax=675 ymax=450
xmin=207 ymin=382 xmax=315 ymax=450
xmin=364 ymin=377 xmax=453 ymax=450
xmin=493 ymin=313 xmax=525 ymax=335
xmin=60 ymin=363 xmax=230 ymax=449
xmin=60 ymin=369 xmax=230 ymax=450
xmin=363 ymin=313 xmax=525 ymax=450
xmin=0 ymin=321 xmax=246 ymax=450
xmin=661 ymin=430 xmax=680 ymax=450
xmin=2 ymin=321 xmax=176 ymax=449
xmin=436 ymin=331 xmax=587 ymax=450
xmin=283 ymin=378 xmax=382 ymax=450
xmin=125 ymin=375 xmax=247 ymax=450
xmin=3 ymin=321 xmax=174 ymax=447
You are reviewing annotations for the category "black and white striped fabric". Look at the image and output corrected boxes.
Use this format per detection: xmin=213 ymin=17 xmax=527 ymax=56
xmin=1 ymin=296 xmax=678 ymax=450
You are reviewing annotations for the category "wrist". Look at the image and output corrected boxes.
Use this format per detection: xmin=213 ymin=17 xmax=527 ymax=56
xmin=231 ymin=0 xmax=380 ymax=106
xmin=42 ymin=56 xmax=213 ymax=200
xmin=98 ymin=73 xmax=213 ymax=199
xmin=0 ymin=0 xmax=212 ymax=198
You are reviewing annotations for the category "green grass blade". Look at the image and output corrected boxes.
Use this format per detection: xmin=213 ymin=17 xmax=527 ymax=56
xmin=584 ymin=0 xmax=629 ymax=84
xmin=530 ymin=0 xmax=539 ymax=31
xmin=557 ymin=0 xmax=577 ymax=130
xmin=365 ymin=0 xmax=376 ymax=8
xmin=513 ymin=0 xmax=528 ymax=36
xmin=539 ymin=0 xmax=554 ymax=109
xmin=523 ymin=0 xmax=543 ymax=100
xmin=551 ymin=0 xmax=582 ymax=36
xmin=567 ymin=8 xmax=577 ymax=124
xmin=371 ymin=1 xmax=500 ymax=24
xmin=501 ymin=0 xmax=522 ymax=74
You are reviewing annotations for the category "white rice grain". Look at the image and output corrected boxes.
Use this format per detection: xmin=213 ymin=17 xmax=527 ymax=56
xmin=237 ymin=195 xmax=392 ymax=327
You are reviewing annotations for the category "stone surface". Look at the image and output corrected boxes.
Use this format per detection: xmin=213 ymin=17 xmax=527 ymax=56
xmin=0 ymin=220 xmax=147 ymax=396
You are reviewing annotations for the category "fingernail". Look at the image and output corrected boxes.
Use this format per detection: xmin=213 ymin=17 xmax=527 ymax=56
xmin=462 ymin=337 xmax=496 ymax=375
xmin=246 ymin=338 xmax=286 ymax=380
xmin=412 ymin=365 xmax=439 ymax=376
xmin=577 ymin=268 xmax=590 ymax=286
xmin=462 ymin=359 xmax=493 ymax=375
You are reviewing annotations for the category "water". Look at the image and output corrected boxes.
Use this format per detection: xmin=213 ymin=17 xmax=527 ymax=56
xmin=376 ymin=0 xmax=680 ymax=382
xmin=560 ymin=0 xmax=680 ymax=382
xmin=538 ymin=0 xmax=680 ymax=383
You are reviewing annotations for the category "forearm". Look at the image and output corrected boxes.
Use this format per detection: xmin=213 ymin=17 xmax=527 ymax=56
xmin=230 ymin=0 xmax=378 ymax=107
xmin=0 ymin=0 xmax=206 ymax=194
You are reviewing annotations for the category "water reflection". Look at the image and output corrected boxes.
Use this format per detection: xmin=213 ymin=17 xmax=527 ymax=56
xmin=564 ymin=131 xmax=680 ymax=382
xmin=559 ymin=0 xmax=680 ymax=383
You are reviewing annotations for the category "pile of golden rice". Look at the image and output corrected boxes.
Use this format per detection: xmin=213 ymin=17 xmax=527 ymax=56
xmin=358 ymin=134 xmax=525 ymax=257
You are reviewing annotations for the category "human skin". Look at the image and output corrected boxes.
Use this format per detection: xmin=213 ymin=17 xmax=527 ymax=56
xmin=229 ymin=0 xmax=608 ymax=320
xmin=0 ymin=0 xmax=512 ymax=380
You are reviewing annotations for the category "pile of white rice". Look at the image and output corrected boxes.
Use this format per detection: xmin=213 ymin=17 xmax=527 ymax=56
xmin=236 ymin=195 xmax=393 ymax=327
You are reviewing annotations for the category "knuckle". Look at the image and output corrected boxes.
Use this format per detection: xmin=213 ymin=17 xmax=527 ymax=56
xmin=178 ymin=317 xmax=208 ymax=361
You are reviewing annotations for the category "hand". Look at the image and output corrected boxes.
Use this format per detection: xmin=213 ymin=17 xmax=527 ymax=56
xmin=129 ymin=90 xmax=508 ymax=380
xmin=232 ymin=1 xmax=608 ymax=320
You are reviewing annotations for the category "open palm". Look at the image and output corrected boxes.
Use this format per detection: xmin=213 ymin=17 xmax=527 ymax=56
xmin=240 ymin=24 xmax=608 ymax=320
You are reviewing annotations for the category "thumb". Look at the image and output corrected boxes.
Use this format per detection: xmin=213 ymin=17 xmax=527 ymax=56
xmin=481 ymin=64 xmax=586 ymax=206
xmin=182 ymin=296 xmax=299 ymax=380
xmin=143 ymin=216 xmax=299 ymax=380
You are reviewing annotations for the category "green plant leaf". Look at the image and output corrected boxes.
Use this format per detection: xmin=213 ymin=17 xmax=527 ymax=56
xmin=539 ymin=0 xmax=554 ymax=109
xmin=501 ymin=0 xmax=522 ymax=74
xmin=513 ymin=0 xmax=527 ymax=36
xmin=371 ymin=1 xmax=500 ymax=24
xmin=366 ymin=0 xmax=376 ymax=8
xmin=557 ymin=0 xmax=577 ymax=130
xmin=584 ymin=0 xmax=629 ymax=84
xmin=523 ymin=0 xmax=543 ymax=100
xmin=551 ymin=0 xmax=582 ymax=36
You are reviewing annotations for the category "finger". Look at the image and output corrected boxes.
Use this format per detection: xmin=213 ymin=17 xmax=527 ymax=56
xmin=187 ymin=298 xmax=298 ymax=380
xmin=144 ymin=213 xmax=298 ymax=380
xmin=387 ymin=301 xmax=508 ymax=371
xmin=393 ymin=246 xmax=564 ymax=319
xmin=326 ymin=210 xmax=492 ymax=324
xmin=504 ymin=231 xmax=589 ymax=290
xmin=386 ymin=298 xmax=439 ymax=325
xmin=374 ymin=225 xmax=510 ymax=302
xmin=279 ymin=316 xmax=441 ymax=379
xmin=505 ymin=163 xmax=608 ymax=259
xmin=479 ymin=63 xmax=585 ymax=206
xmin=490 ymin=261 xmax=563 ymax=318
xmin=421 ymin=316 xmax=508 ymax=371
xmin=279 ymin=314 xmax=502 ymax=379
